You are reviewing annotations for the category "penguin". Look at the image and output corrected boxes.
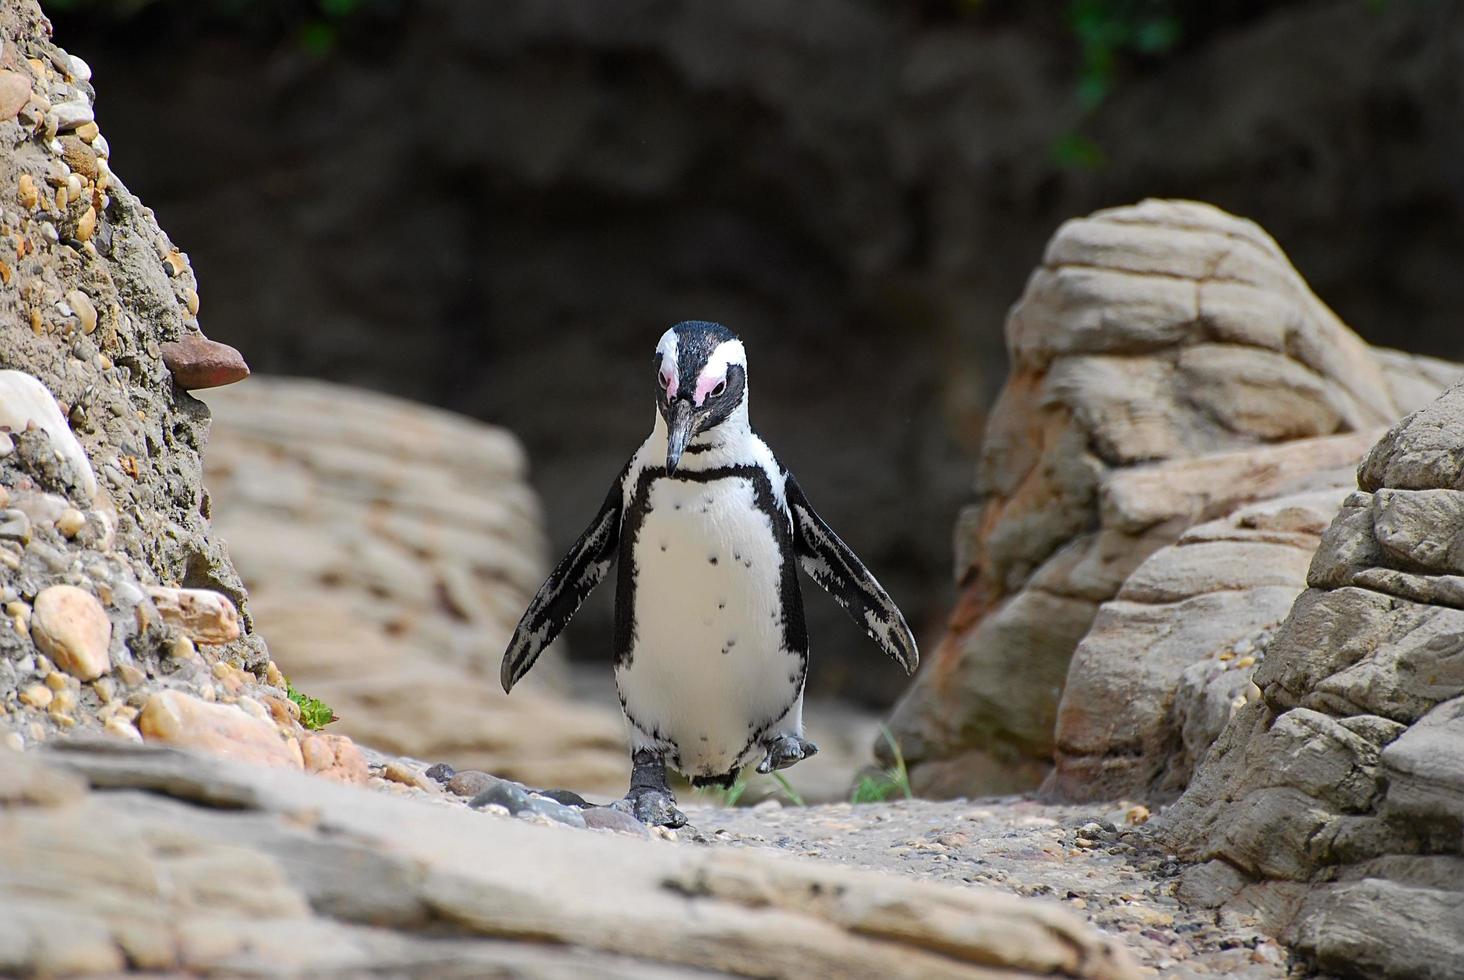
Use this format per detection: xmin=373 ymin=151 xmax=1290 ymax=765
xmin=500 ymin=320 xmax=918 ymax=827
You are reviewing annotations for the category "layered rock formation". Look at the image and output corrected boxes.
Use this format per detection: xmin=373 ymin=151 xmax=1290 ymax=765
xmin=1 ymin=741 xmax=1141 ymax=979
xmin=1156 ymin=382 xmax=1464 ymax=979
xmin=200 ymin=377 xmax=630 ymax=793
xmin=887 ymin=199 xmax=1461 ymax=797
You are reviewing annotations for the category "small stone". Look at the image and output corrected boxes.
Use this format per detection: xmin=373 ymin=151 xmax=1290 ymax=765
xmin=168 ymin=634 xmax=197 ymax=661
xmin=162 ymin=250 xmax=186 ymax=276
xmin=582 ymin=806 xmax=654 ymax=837
xmin=145 ymin=585 xmax=241 ymax=644
xmin=138 ymin=690 xmax=303 ymax=768
xmin=469 ymin=777 xmax=533 ymax=813
xmin=30 ymin=584 xmax=111 ymax=680
xmin=0 ymin=69 xmax=32 ymax=119
xmin=51 ymin=98 xmax=93 ymax=131
xmin=74 ymin=204 xmax=96 ymax=242
xmin=68 ymin=55 xmax=92 ymax=82
xmin=19 ymin=683 xmax=52 ymax=708
xmin=116 ymin=662 xmax=145 ymax=687
xmin=103 ymin=715 xmax=142 ymax=742
xmin=447 ymin=769 xmax=499 ymax=797
xmin=520 ymin=794 xmax=588 ymax=828
xmin=92 ymin=676 xmax=116 ymax=703
xmin=0 ymin=508 xmax=30 ymax=542
xmin=17 ymin=173 xmax=37 ymax=209
xmin=159 ymin=333 xmax=251 ymax=390
xmin=1125 ymin=805 xmax=1152 ymax=826
xmin=424 ymin=762 xmax=455 ymax=784
xmin=182 ymin=286 xmax=199 ymax=316
xmin=383 ymin=760 xmax=433 ymax=791
xmin=65 ymin=289 xmax=96 ymax=334
xmin=537 ymin=788 xmax=591 ymax=808
xmin=264 ymin=660 xmax=285 ymax=687
xmin=300 ymin=732 xmax=368 ymax=783
xmin=55 ymin=507 xmax=85 ymax=537
xmin=0 ymin=432 xmax=12 ymax=456
xmin=75 ymin=120 xmax=99 ymax=143
xmin=44 ymin=671 xmax=68 ymax=691
xmin=58 ymin=135 xmax=97 ymax=181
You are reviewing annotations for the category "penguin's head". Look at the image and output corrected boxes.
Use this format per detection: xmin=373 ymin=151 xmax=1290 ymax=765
xmin=653 ymin=321 xmax=747 ymax=475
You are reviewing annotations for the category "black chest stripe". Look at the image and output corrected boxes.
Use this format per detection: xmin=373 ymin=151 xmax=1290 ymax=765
xmin=614 ymin=464 xmax=807 ymax=669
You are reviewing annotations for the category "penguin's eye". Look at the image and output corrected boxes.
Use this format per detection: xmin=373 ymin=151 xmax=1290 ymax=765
xmin=658 ymin=370 xmax=671 ymax=390
xmin=710 ymin=379 xmax=727 ymax=398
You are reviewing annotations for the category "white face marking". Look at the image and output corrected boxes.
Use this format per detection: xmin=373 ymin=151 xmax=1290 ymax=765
xmin=692 ymin=339 xmax=746 ymax=406
xmin=655 ymin=329 xmax=680 ymax=399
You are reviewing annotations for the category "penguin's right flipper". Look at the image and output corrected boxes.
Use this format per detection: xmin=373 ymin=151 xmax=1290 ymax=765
xmin=500 ymin=466 xmax=626 ymax=692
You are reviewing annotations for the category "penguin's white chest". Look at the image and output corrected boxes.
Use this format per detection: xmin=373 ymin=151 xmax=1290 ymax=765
xmin=618 ymin=473 xmax=802 ymax=777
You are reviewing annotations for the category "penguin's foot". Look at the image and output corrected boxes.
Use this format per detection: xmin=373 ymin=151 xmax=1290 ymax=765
xmin=617 ymin=788 xmax=687 ymax=828
xmin=756 ymin=734 xmax=819 ymax=774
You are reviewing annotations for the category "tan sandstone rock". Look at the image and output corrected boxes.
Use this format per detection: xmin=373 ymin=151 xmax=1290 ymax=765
xmin=884 ymin=199 xmax=1463 ymax=797
xmin=201 ymin=376 xmax=628 ymax=794
xmin=138 ymin=690 xmax=302 ymax=769
xmin=30 ymin=585 xmax=111 ymax=681
xmin=145 ymin=585 xmax=241 ymax=644
xmin=1157 ymin=380 xmax=1464 ymax=979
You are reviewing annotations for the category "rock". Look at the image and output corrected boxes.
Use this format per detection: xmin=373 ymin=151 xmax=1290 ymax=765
xmin=30 ymin=584 xmax=111 ymax=680
xmin=0 ymin=369 xmax=98 ymax=499
xmin=538 ymin=788 xmax=591 ymax=808
xmin=888 ymin=200 xmax=1458 ymax=797
xmin=424 ymin=761 xmax=455 ymax=783
xmin=382 ymin=760 xmax=433 ymax=791
xmin=300 ymin=732 xmax=369 ymax=784
xmin=468 ymin=776 xmax=533 ymax=813
xmin=0 ymin=507 xmax=30 ymax=541
xmin=0 ymin=68 xmax=31 ymax=118
xmin=138 ymin=690 xmax=302 ymax=769
xmin=1156 ymin=380 xmax=1464 ymax=979
xmin=57 ymin=135 xmax=97 ymax=181
xmin=64 ymin=288 xmax=96 ymax=334
xmin=18 ymin=683 xmax=51 ymax=708
xmin=520 ymin=793 xmax=588 ymax=828
xmin=582 ymin=805 xmax=653 ymax=837
xmin=144 ymin=585 xmax=240 ymax=644
xmin=50 ymin=98 xmax=93 ymax=131
xmin=446 ymin=769 xmax=497 ymax=797
xmin=159 ymin=333 xmax=250 ymax=390
xmin=1047 ymin=484 xmax=1352 ymax=802
xmin=201 ymin=376 xmax=628 ymax=795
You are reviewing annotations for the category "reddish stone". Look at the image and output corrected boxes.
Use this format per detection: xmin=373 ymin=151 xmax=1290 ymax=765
xmin=160 ymin=333 xmax=250 ymax=390
xmin=0 ymin=70 xmax=31 ymax=120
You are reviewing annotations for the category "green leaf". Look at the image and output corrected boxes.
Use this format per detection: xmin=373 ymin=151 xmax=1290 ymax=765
xmin=286 ymin=681 xmax=337 ymax=730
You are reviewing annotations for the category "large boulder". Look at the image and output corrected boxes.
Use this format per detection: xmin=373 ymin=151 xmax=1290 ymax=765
xmin=1156 ymin=381 xmax=1464 ymax=979
xmin=201 ymin=377 xmax=629 ymax=793
xmin=883 ymin=199 xmax=1459 ymax=796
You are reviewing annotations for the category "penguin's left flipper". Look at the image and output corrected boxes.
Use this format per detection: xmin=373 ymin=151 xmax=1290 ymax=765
xmin=756 ymin=734 xmax=819 ymax=774
xmin=500 ymin=464 xmax=628 ymax=693
xmin=784 ymin=472 xmax=919 ymax=674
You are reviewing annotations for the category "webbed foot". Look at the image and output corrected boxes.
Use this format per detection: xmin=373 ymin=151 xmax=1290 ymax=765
xmin=756 ymin=734 xmax=819 ymax=774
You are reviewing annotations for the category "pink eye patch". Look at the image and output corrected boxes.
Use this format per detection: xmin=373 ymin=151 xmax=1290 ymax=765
xmin=693 ymin=370 xmax=726 ymax=406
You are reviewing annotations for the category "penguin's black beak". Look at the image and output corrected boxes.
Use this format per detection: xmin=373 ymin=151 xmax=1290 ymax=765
xmin=666 ymin=399 xmax=695 ymax=475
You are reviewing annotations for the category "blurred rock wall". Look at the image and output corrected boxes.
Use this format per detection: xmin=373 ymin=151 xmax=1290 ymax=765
xmin=46 ymin=0 xmax=1464 ymax=704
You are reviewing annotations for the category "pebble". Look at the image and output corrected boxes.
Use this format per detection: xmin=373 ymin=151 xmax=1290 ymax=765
xmin=383 ymin=760 xmax=433 ymax=791
xmin=51 ymin=98 xmax=93 ymax=131
xmin=447 ymin=769 xmax=499 ymax=798
xmin=19 ymin=683 xmax=52 ymax=708
xmin=65 ymin=289 xmax=96 ymax=334
xmin=56 ymin=507 xmax=85 ymax=538
xmin=75 ymin=204 xmax=96 ymax=243
xmin=468 ymin=777 xmax=533 ymax=813
xmin=138 ymin=690 xmax=303 ymax=769
xmin=75 ymin=120 xmax=99 ymax=143
xmin=159 ymin=334 xmax=251 ymax=390
xmin=520 ymin=794 xmax=588 ymax=828
xmin=582 ymin=806 xmax=653 ymax=837
xmin=424 ymin=762 xmax=455 ymax=783
xmin=30 ymin=584 xmax=111 ymax=680
xmin=0 ymin=508 xmax=30 ymax=542
xmin=17 ymin=173 xmax=37 ymax=209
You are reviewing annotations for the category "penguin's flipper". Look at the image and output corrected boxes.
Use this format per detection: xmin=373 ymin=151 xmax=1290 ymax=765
xmin=784 ymin=471 xmax=919 ymax=674
xmin=500 ymin=467 xmax=626 ymax=693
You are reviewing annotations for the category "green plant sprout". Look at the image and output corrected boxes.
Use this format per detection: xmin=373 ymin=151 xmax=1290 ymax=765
xmin=851 ymin=724 xmax=913 ymax=804
xmin=286 ymin=679 xmax=337 ymax=730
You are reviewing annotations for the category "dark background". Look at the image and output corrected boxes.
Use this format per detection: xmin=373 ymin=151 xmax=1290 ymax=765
xmin=44 ymin=0 xmax=1464 ymax=705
